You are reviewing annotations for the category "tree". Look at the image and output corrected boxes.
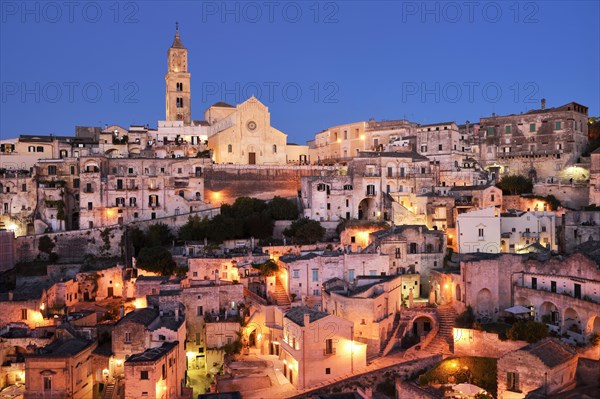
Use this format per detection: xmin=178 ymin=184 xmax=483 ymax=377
xmin=496 ymin=175 xmax=533 ymax=195
xmin=38 ymin=235 xmax=55 ymax=257
xmin=178 ymin=215 xmax=211 ymax=241
xmin=146 ymin=223 xmax=174 ymax=247
xmin=268 ymin=197 xmax=298 ymax=220
xmin=455 ymin=306 xmax=475 ymax=328
xmin=253 ymin=259 xmax=279 ymax=276
xmin=506 ymin=320 xmax=548 ymax=343
xmin=137 ymin=246 xmax=176 ymax=275
xmin=128 ymin=227 xmax=147 ymax=256
xmin=283 ymin=217 xmax=325 ymax=244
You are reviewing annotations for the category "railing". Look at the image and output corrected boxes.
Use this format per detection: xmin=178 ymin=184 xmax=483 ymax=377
xmin=323 ymin=348 xmax=336 ymax=356
xmin=521 ymin=232 xmax=540 ymax=238
xmin=366 ymin=190 xmax=377 ymax=197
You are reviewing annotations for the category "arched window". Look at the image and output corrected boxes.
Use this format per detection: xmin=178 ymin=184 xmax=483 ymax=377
xmin=273 ymin=144 xmax=277 ymax=153
xmin=228 ymin=144 xmax=232 ymax=153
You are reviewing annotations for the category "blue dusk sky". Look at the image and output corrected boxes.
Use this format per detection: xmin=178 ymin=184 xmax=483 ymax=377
xmin=1 ymin=0 xmax=599 ymax=144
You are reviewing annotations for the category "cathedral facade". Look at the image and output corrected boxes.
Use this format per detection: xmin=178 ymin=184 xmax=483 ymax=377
xmin=162 ymin=26 xmax=308 ymax=165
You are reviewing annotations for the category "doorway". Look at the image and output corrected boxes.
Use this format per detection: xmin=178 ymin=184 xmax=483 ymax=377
xmin=249 ymin=152 xmax=256 ymax=164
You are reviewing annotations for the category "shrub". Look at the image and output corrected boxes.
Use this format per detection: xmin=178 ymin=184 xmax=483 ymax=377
xmin=506 ymin=320 xmax=548 ymax=343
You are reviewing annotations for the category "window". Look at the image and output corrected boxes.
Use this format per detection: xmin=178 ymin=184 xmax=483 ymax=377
xmin=37 ymin=146 xmax=44 ymax=152
xmin=395 ymin=247 xmax=401 ymax=258
xmin=507 ymin=372 xmax=520 ymax=392
xmin=312 ymin=269 xmax=319 ymax=282
xmin=343 ymin=184 xmax=353 ymax=190
xmin=325 ymin=368 xmax=331 ymax=375
xmin=87 ymin=202 xmax=93 ymax=210
xmin=348 ymin=269 xmax=355 ymax=281
xmin=129 ymin=197 xmax=137 ymax=207
xmin=116 ymin=197 xmax=125 ymax=207
xmin=85 ymin=183 xmax=92 ymax=193
xmin=555 ymin=121 xmax=561 ymax=130
xmin=124 ymin=332 xmax=131 ymax=343
xmin=551 ymin=281 xmax=557 ymax=293
xmin=48 ymin=165 xmax=57 ymax=175
xmin=438 ymin=144 xmax=442 ymax=151
xmin=162 ymin=364 xmax=166 ymax=379
xmin=197 ymin=306 xmax=203 ymax=316
xmin=140 ymin=370 xmax=149 ymax=380
xmin=21 ymin=183 xmax=26 ymax=192
xmin=529 ymin=123 xmax=536 ymax=132
xmin=478 ymin=228 xmax=484 ymax=237
xmin=491 ymin=194 xmax=495 ymax=201
xmin=420 ymin=145 xmax=427 ymax=152
xmin=505 ymin=125 xmax=511 ymax=134
xmin=73 ymin=179 xmax=79 ymax=189
xmin=21 ymin=309 xmax=27 ymax=320
xmin=574 ymin=283 xmax=581 ymax=299
xmin=293 ymin=270 xmax=299 ymax=278
xmin=273 ymin=144 xmax=277 ymax=153
xmin=366 ymin=184 xmax=375 ymax=196
xmin=531 ymin=277 xmax=537 ymax=289
xmin=149 ymin=195 xmax=159 ymax=207
xmin=409 ymin=243 xmax=417 ymax=254
xmin=228 ymin=144 xmax=232 ymax=153
xmin=176 ymin=97 xmax=183 ymax=108
xmin=486 ymin=127 xmax=495 ymax=136
xmin=28 ymin=146 xmax=35 ymax=152
xmin=325 ymin=339 xmax=334 ymax=354
xmin=43 ymin=376 xmax=52 ymax=391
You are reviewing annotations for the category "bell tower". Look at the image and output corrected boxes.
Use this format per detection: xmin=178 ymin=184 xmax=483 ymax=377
xmin=165 ymin=23 xmax=191 ymax=124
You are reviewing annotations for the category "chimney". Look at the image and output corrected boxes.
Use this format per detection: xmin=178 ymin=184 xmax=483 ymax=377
xmin=541 ymin=98 xmax=546 ymax=110
xmin=303 ymin=312 xmax=310 ymax=327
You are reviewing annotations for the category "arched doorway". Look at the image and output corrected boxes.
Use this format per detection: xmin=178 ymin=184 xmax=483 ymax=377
xmin=358 ymin=198 xmax=376 ymax=220
xmin=587 ymin=316 xmax=600 ymax=335
xmin=539 ymin=301 xmax=559 ymax=325
xmin=412 ymin=316 xmax=434 ymax=337
xmin=563 ymin=308 xmax=580 ymax=334
xmin=475 ymin=288 xmax=493 ymax=321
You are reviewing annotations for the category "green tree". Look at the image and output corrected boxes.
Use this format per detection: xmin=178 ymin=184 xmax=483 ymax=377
xmin=284 ymin=217 xmax=325 ymax=244
xmin=496 ymin=175 xmax=533 ymax=195
xmin=178 ymin=215 xmax=211 ymax=241
xmin=146 ymin=223 xmax=174 ymax=247
xmin=128 ymin=227 xmax=147 ymax=256
xmin=38 ymin=235 xmax=55 ymax=256
xmin=137 ymin=246 xmax=176 ymax=275
xmin=506 ymin=320 xmax=548 ymax=343
xmin=455 ymin=306 xmax=475 ymax=328
xmin=268 ymin=196 xmax=298 ymax=220
xmin=253 ymin=259 xmax=279 ymax=276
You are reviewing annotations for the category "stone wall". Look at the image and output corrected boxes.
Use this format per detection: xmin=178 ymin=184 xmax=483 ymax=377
xmin=15 ymin=226 xmax=125 ymax=263
xmin=203 ymin=165 xmax=335 ymax=205
xmin=533 ymin=182 xmax=589 ymax=210
xmin=453 ymin=328 xmax=528 ymax=358
xmin=289 ymin=354 xmax=442 ymax=399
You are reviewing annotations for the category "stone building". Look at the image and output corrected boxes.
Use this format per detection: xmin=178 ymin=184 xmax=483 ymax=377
xmin=24 ymin=338 xmax=96 ymax=399
xmin=497 ymin=338 xmax=578 ymax=398
xmin=477 ymin=100 xmax=589 ymax=182
xmin=500 ymin=210 xmax=557 ymax=253
xmin=280 ymin=306 xmax=367 ymax=389
xmin=111 ymin=308 xmax=186 ymax=379
xmin=78 ymin=155 xmax=211 ymax=228
xmin=590 ymin=147 xmax=600 ymax=206
xmin=456 ymin=207 xmax=501 ymax=254
xmin=561 ymin=210 xmax=600 ymax=253
xmin=430 ymin=252 xmax=600 ymax=343
xmin=363 ymin=225 xmax=446 ymax=293
xmin=301 ymin=150 xmax=434 ymax=223
xmin=0 ymin=229 xmax=15 ymax=272
xmin=278 ymin=252 xmax=389 ymax=304
xmin=123 ymin=341 xmax=184 ymax=399
xmin=322 ymin=274 xmax=419 ymax=357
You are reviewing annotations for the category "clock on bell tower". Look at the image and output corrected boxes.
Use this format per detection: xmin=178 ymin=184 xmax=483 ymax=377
xmin=165 ymin=23 xmax=191 ymax=124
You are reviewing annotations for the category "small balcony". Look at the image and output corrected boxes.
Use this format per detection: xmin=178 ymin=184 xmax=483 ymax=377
xmin=148 ymin=202 xmax=160 ymax=208
xmin=323 ymin=348 xmax=336 ymax=356
xmin=365 ymin=190 xmax=377 ymax=197
xmin=521 ymin=232 xmax=540 ymax=238
xmin=148 ymin=186 xmax=161 ymax=191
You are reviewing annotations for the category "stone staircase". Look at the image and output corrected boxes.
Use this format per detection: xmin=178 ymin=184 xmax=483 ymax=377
xmin=378 ymin=312 xmax=402 ymax=357
xmin=271 ymin=277 xmax=291 ymax=308
xmin=425 ymin=305 xmax=457 ymax=355
xmin=101 ymin=383 xmax=116 ymax=399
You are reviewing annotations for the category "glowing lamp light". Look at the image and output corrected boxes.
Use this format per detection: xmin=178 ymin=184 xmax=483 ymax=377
xmin=360 ymin=134 xmax=366 ymax=140
xmin=7 ymin=223 xmax=17 ymax=232
xmin=186 ymin=351 xmax=195 ymax=358
xmin=39 ymin=303 xmax=45 ymax=311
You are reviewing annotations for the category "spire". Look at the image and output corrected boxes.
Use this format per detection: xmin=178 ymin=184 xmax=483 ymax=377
xmin=171 ymin=22 xmax=185 ymax=49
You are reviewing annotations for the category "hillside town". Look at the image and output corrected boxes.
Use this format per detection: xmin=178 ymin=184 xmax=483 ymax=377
xmin=0 ymin=27 xmax=599 ymax=399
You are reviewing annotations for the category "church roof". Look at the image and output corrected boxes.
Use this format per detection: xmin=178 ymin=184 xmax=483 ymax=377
xmin=171 ymin=25 xmax=185 ymax=49
xmin=211 ymin=101 xmax=235 ymax=108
